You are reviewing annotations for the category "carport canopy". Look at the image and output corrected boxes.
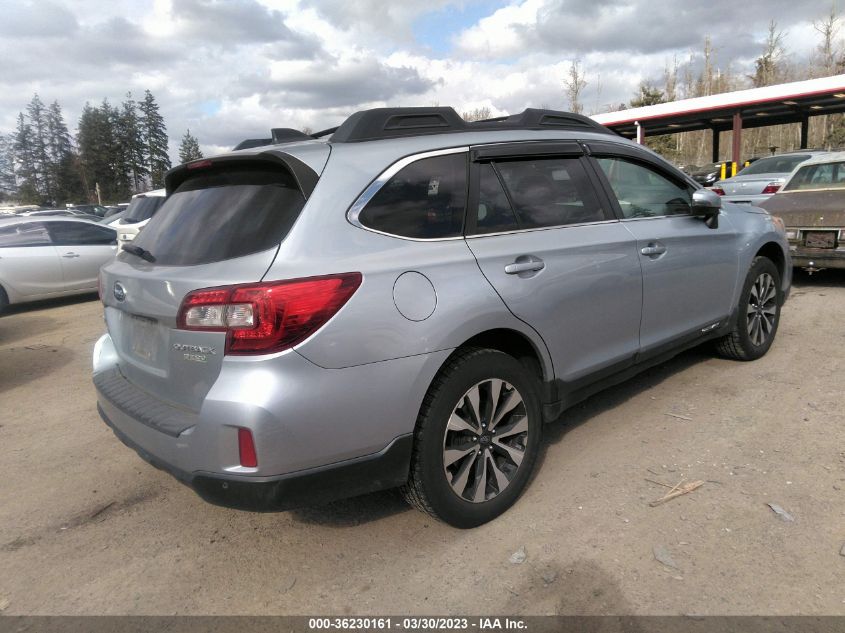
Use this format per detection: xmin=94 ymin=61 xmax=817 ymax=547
xmin=591 ymin=74 xmax=845 ymax=165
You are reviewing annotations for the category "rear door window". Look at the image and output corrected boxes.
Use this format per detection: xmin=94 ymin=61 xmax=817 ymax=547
xmin=132 ymin=164 xmax=305 ymax=266
xmin=493 ymin=157 xmax=606 ymax=229
xmin=0 ymin=222 xmax=51 ymax=247
xmin=357 ymin=153 xmax=467 ymax=239
xmin=47 ymin=222 xmax=116 ymax=245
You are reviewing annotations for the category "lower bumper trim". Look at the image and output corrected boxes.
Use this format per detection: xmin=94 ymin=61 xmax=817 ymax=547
xmin=98 ymin=404 xmax=413 ymax=512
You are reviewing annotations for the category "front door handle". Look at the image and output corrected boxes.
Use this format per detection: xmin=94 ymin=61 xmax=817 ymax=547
xmin=505 ymin=257 xmax=545 ymax=275
xmin=640 ymin=243 xmax=667 ymax=257
xmin=62 ymin=252 xmax=80 ymax=258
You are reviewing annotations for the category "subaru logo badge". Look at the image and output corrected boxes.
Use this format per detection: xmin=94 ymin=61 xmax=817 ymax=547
xmin=113 ymin=282 xmax=126 ymax=302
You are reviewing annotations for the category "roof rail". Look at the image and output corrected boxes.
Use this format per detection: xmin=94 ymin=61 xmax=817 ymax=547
xmin=231 ymin=107 xmax=612 ymax=151
xmin=329 ymin=106 xmax=612 ymax=143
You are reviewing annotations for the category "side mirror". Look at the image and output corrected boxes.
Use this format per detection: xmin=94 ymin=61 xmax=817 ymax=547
xmin=692 ymin=189 xmax=721 ymax=228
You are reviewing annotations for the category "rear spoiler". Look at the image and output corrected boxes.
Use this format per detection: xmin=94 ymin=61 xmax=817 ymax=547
xmin=164 ymin=152 xmax=319 ymax=200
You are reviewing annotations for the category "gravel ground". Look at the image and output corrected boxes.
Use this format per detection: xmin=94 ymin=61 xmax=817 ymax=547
xmin=0 ymin=270 xmax=843 ymax=615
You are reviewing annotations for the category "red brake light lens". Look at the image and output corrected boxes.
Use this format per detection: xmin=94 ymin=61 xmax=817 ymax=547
xmin=761 ymin=183 xmax=781 ymax=195
xmin=177 ymin=273 xmax=362 ymax=355
xmin=237 ymin=428 xmax=257 ymax=468
xmin=711 ymin=187 xmax=725 ymax=196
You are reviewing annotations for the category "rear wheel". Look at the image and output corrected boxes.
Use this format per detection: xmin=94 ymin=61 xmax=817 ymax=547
xmin=715 ymin=256 xmax=782 ymax=361
xmin=0 ymin=286 xmax=8 ymax=314
xmin=401 ymin=348 xmax=542 ymax=528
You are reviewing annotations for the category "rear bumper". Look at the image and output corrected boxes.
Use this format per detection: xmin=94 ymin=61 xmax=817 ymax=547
xmin=722 ymin=194 xmax=772 ymax=205
xmin=98 ymin=403 xmax=412 ymax=511
xmin=789 ymin=247 xmax=845 ymax=269
xmin=93 ymin=333 xmax=450 ymax=511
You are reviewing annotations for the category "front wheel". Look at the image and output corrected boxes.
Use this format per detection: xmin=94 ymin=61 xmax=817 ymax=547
xmin=401 ymin=348 xmax=542 ymax=528
xmin=715 ymin=256 xmax=782 ymax=361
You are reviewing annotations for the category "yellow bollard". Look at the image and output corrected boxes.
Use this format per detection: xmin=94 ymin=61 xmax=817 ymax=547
xmin=720 ymin=162 xmax=727 ymax=180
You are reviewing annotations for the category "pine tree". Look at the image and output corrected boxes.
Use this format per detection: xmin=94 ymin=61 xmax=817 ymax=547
xmin=45 ymin=100 xmax=84 ymax=204
xmin=0 ymin=133 xmax=17 ymax=202
xmin=103 ymin=99 xmax=131 ymax=201
xmin=178 ymin=129 xmax=203 ymax=163
xmin=139 ymin=90 xmax=171 ymax=188
xmin=77 ymin=102 xmax=118 ymax=203
xmin=13 ymin=112 xmax=41 ymax=205
xmin=26 ymin=94 xmax=57 ymax=204
xmin=117 ymin=92 xmax=148 ymax=192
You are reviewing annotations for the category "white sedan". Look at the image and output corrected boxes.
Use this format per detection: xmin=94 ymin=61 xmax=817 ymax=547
xmin=0 ymin=217 xmax=118 ymax=312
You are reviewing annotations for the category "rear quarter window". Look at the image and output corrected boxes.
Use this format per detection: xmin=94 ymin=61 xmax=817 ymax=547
xmin=132 ymin=163 xmax=305 ymax=266
xmin=356 ymin=152 xmax=467 ymax=239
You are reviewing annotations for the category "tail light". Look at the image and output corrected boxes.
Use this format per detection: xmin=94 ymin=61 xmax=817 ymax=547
xmin=176 ymin=273 xmax=362 ymax=355
xmin=711 ymin=187 xmax=725 ymax=196
xmin=761 ymin=183 xmax=781 ymax=195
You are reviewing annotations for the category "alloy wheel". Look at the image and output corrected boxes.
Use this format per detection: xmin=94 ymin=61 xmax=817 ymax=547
xmin=442 ymin=379 xmax=529 ymax=503
xmin=747 ymin=272 xmax=777 ymax=346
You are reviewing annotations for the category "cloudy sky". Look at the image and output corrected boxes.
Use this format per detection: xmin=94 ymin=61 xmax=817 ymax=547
xmin=0 ymin=0 xmax=839 ymax=157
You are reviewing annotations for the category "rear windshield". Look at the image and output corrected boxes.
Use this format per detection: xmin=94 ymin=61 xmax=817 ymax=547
xmin=125 ymin=196 xmax=165 ymax=222
xmin=737 ymin=155 xmax=810 ymax=176
xmin=783 ymin=161 xmax=845 ymax=191
xmin=132 ymin=164 xmax=305 ymax=266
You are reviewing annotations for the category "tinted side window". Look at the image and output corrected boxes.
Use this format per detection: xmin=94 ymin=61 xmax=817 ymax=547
xmin=47 ymin=222 xmax=117 ymax=245
xmin=494 ymin=157 xmax=605 ymax=229
xmin=0 ymin=222 xmax=51 ymax=247
xmin=358 ymin=153 xmax=467 ymax=239
xmin=476 ymin=163 xmax=519 ymax=234
xmin=596 ymin=157 xmax=693 ymax=218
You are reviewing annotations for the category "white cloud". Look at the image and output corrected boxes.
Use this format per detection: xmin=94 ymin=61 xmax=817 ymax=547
xmin=0 ymin=0 xmax=841 ymax=163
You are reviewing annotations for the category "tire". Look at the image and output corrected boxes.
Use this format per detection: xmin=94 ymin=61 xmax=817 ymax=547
xmin=715 ymin=256 xmax=782 ymax=361
xmin=0 ymin=286 xmax=8 ymax=315
xmin=401 ymin=347 xmax=542 ymax=528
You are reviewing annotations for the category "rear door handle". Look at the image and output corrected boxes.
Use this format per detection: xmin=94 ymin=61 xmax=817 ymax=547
xmin=62 ymin=252 xmax=80 ymax=258
xmin=640 ymin=244 xmax=667 ymax=257
xmin=505 ymin=257 xmax=545 ymax=274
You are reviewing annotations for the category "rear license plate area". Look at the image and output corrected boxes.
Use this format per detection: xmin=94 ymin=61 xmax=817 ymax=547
xmin=804 ymin=231 xmax=836 ymax=249
xmin=130 ymin=315 xmax=157 ymax=362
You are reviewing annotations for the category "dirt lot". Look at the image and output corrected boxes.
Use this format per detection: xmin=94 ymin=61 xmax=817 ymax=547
xmin=0 ymin=271 xmax=844 ymax=616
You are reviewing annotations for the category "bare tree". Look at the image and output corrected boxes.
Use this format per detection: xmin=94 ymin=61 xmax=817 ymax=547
xmin=462 ymin=107 xmax=491 ymax=122
xmin=752 ymin=21 xmax=787 ymax=87
xmin=563 ymin=60 xmax=587 ymax=114
xmin=814 ymin=6 xmax=842 ymax=76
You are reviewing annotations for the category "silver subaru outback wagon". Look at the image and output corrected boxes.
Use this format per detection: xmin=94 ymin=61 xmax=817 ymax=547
xmin=93 ymin=107 xmax=791 ymax=528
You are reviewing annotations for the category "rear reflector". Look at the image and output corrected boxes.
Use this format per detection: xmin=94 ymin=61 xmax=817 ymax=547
xmin=238 ymin=428 xmax=258 ymax=468
xmin=177 ymin=273 xmax=362 ymax=355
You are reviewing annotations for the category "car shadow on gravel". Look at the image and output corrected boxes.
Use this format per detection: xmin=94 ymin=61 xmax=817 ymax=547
xmin=791 ymin=268 xmax=845 ymax=289
xmin=289 ymin=489 xmax=411 ymax=527
xmin=537 ymin=347 xmax=712 ymax=472
xmin=0 ymin=344 xmax=76 ymax=396
xmin=1 ymin=292 xmax=99 ymax=318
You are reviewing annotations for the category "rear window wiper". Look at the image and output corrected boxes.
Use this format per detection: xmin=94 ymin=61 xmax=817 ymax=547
xmin=122 ymin=244 xmax=156 ymax=263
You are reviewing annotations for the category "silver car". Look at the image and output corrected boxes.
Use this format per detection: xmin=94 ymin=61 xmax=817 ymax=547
xmin=0 ymin=217 xmax=117 ymax=312
xmin=93 ymin=107 xmax=791 ymax=527
xmin=714 ymin=151 xmax=827 ymax=205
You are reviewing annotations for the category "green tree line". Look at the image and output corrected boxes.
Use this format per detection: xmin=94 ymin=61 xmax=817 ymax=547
xmin=1 ymin=90 xmax=203 ymax=206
